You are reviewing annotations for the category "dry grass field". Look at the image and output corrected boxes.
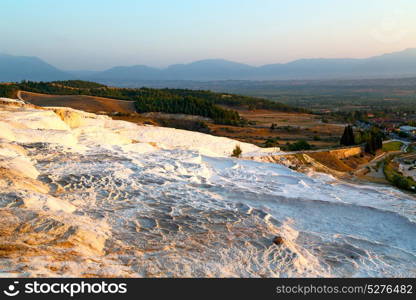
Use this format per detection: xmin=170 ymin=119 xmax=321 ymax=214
xmin=20 ymin=91 xmax=136 ymax=114
xmin=308 ymin=151 xmax=373 ymax=173
xmin=210 ymin=108 xmax=345 ymax=148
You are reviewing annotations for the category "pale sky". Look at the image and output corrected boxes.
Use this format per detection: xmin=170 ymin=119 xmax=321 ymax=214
xmin=1 ymin=0 xmax=415 ymax=70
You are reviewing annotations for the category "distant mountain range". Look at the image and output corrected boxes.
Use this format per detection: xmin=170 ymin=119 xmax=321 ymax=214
xmin=0 ymin=54 xmax=70 ymax=82
xmin=1 ymin=48 xmax=416 ymax=82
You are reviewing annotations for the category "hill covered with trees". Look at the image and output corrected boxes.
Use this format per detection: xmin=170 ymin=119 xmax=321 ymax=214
xmin=2 ymin=80 xmax=306 ymax=125
xmin=0 ymin=84 xmax=19 ymax=98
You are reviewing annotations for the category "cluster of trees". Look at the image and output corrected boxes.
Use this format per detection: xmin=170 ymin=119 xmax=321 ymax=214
xmin=51 ymin=80 xmax=107 ymax=89
xmin=363 ymin=131 xmax=383 ymax=155
xmin=328 ymin=108 xmax=416 ymax=125
xmin=16 ymin=80 xmax=306 ymax=112
xmin=156 ymin=119 xmax=211 ymax=133
xmin=384 ymin=157 xmax=416 ymax=192
xmin=406 ymin=120 xmax=416 ymax=127
xmin=340 ymin=125 xmax=355 ymax=146
xmin=159 ymin=89 xmax=309 ymax=113
xmin=15 ymin=81 xmax=248 ymax=125
xmin=135 ymin=95 xmax=244 ymax=125
xmin=328 ymin=110 xmax=369 ymax=123
xmin=12 ymin=80 xmax=309 ymax=125
xmin=265 ymin=137 xmax=280 ymax=147
xmin=264 ymin=138 xmax=314 ymax=151
xmin=17 ymin=81 xmax=132 ymax=99
xmin=0 ymin=84 xmax=19 ymax=98
xmin=284 ymin=140 xmax=312 ymax=151
xmin=398 ymin=131 xmax=411 ymax=138
xmin=340 ymin=125 xmax=383 ymax=155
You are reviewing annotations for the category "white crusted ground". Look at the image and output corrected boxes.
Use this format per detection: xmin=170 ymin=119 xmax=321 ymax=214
xmin=0 ymin=101 xmax=415 ymax=277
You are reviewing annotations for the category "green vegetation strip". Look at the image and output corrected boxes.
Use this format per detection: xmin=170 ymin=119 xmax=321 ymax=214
xmin=383 ymin=156 xmax=416 ymax=192
xmin=382 ymin=141 xmax=403 ymax=152
xmin=0 ymin=84 xmax=19 ymax=98
xmin=1 ymin=80 xmax=307 ymax=126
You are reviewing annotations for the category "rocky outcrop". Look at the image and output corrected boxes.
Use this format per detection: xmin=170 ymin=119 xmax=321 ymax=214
xmin=0 ymin=103 xmax=108 ymax=264
xmin=51 ymin=108 xmax=83 ymax=128
xmin=0 ymin=210 xmax=107 ymax=259
xmin=325 ymin=146 xmax=362 ymax=159
xmin=273 ymin=236 xmax=285 ymax=246
xmin=249 ymin=146 xmax=364 ymax=177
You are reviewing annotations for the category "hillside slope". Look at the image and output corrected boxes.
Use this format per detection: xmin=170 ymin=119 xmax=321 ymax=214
xmin=20 ymin=91 xmax=136 ymax=114
xmin=1 ymin=49 xmax=416 ymax=82
xmin=0 ymin=54 xmax=71 ymax=82
xmin=89 ymin=48 xmax=416 ymax=81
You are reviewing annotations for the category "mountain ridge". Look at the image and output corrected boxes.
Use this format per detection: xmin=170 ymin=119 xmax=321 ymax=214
xmin=85 ymin=48 xmax=416 ymax=81
xmin=0 ymin=53 xmax=72 ymax=82
xmin=1 ymin=48 xmax=416 ymax=82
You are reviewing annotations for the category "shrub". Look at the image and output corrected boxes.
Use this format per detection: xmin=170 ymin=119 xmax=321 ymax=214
xmin=287 ymin=140 xmax=311 ymax=151
xmin=231 ymin=145 xmax=242 ymax=158
xmin=398 ymin=131 xmax=410 ymax=138
xmin=265 ymin=137 xmax=280 ymax=147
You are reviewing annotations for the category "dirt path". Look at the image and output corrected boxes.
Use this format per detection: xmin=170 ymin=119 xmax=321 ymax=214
xmin=352 ymin=152 xmax=387 ymax=175
xmin=16 ymin=90 xmax=23 ymax=101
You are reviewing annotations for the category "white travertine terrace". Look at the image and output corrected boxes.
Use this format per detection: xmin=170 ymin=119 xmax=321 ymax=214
xmin=0 ymin=100 xmax=415 ymax=277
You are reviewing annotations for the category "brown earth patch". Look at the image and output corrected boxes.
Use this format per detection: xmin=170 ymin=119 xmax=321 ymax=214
xmin=20 ymin=91 xmax=136 ymax=114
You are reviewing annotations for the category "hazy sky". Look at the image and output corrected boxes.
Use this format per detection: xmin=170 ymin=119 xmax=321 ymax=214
xmin=1 ymin=0 xmax=415 ymax=70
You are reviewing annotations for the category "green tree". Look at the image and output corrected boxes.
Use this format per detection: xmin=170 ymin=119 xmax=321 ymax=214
xmin=0 ymin=85 xmax=19 ymax=98
xmin=340 ymin=125 xmax=355 ymax=146
xmin=364 ymin=131 xmax=383 ymax=155
xmin=287 ymin=140 xmax=311 ymax=151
